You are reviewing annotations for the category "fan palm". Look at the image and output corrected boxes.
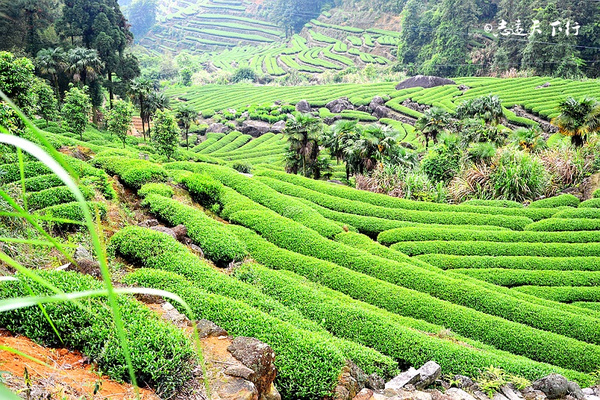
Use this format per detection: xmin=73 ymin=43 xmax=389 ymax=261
xmin=456 ymin=94 xmax=505 ymax=126
xmin=283 ymin=113 xmax=323 ymax=176
xmin=67 ymin=47 xmax=103 ymax=87
xmin=352 ymin=125 xmax=401 ymax=174
xmin=415 ymin=107 xmax=452 ymax=148
xmin=35 ymin=47 xmax=66 ymax=102
xmin=175 ymin=102 xmax=198 ymax=148
xmin=323 ymin=120 xmax=362 ymax=178
xmin=553 ymin=96 xmax=600 ymax=147
xmin=129 ymin=77 xmax=153 ymax=140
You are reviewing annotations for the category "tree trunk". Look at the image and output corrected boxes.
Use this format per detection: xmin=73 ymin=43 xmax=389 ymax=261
xmin=108 ymin=71 xmax=114 ymax=109
xmin=186 ymin=128 xmax=189 ymax=148
xmin=572 ymin=134 xmax=584 ymax=147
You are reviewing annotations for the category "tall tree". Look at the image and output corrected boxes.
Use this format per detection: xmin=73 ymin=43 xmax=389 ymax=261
xmin=175 ymin=103 xmax=197 ymax=149
xmin=107 ymin=99 xmax=133 ymax=148
xmin=283 ymin=113 xmax=323 ymax=177
xmin=62 ymin=85 xmax=91 ymax=140
xmin=129 ymin=77 xmax=152 ymax=140
xmin=415 ymin=107 xmax=452 ymax=148
xmin=0 ymin=51 xmax=36 ymax=112
xmin=67 ymin=47 xmax=103 ymax=87
xmin=36 ymin=47 xmax=67 ymax=102
xmin=152 ymin=109 xmax=179 ymax=160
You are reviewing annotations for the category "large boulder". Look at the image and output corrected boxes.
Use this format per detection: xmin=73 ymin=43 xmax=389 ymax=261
xmin=296 ymin=99 xmax=311 ymax=113
xmin=395 ymin=75 xmax=456 ymax=90
xmin=241 ymin=120 xmax=271 ymax=137
xmin=532 ymin=374 xmax=581 ymax=399
xmin=369 ymin=96 xmax=385 ymax=110
xmin=326 ymin=97 xmax=354 ymax=113
xmin=271 ymin=120 xmax=287 ymax=133
xmin=207 ymin=123 xmax=230 ymax=134
xmin=228 ymin=336 xmax=278 ymax=396
xmin=414 ymin=361 xmax=441 ymax=389
xmin=372 ymin=105 xmax=389 ymax=119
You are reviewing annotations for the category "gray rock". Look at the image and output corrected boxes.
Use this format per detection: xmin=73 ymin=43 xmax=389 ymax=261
xmin=326 ymin=97 xmax=354 ymax=113
xmin=196 ymin=319 xmax=228 ymax=338
xmin=357 ymin=105 xmax=370 ymax=112
xmin=74 ymin=246 xmax=91 ymax=260
xmin=584 ymin=396 xmax=600 ymax=400
xmin=492 ymin=393 xmax=510 ymax=400
xmin=415 ymin=361 xmax=441 ymax=389
xmin=369 ymin=96 xmax=385 ymax=110
xmin=171 ymin=224 xmax=188 ymax=242
xmin=207 ymin=123 xmax=230 ymax=134
xmin=532 ymin=374 xmax=569 ymax=399
xmin=473 ymin=391 xmax=492 ymax=400
xmin=67 ymin=258 xmax=101 ymax=279
xmin=536 ymin=82 xmax=551 ymax=89
xmin=271 ymin=120 xmax=286 ymax=133
xmin=190 ymin=244 xmax=204 ymax=257
xmin=354 ymin=388 xmax=374 ymax=400
xmin=583 ymin=389 xmax=595 ymax=396
xmin=161 ymin=302 xmax=189 ymax=327
xmin=241 ymin=120 xmax=271 ymax=137
xmin=216 ymin=378 xmax=257 ymax=400
xmin=296 ymin=100 xmax=311 ymax=113
xmin=501 ymin=385 xmax=525 ymax=400
xmin=150 ymin=226 xmax=177 ymax=240
xmin=522 ymin=387 xmax=546 ymax=400
xmin=366 ymin=373 xmax=385 ymax=390
xmin=567 ymin=381 xmax=585 ymax=400
xmin=385 ymin=367 xmax=420 ymax=390
xmin=138 ymin=219 xmax=159 ymax=228
xmin=446 ymin=388 xmax=478 ymax=400
xmin=395 ymin=75 xmax=456 ymax=90
xmin=372 ymin=105 xmax=389 ymax=119
xmin=454 ymin=375 xmax=475 ymax=389
xmin=228 ymin=336 xmax=277 ymax=395
xmin=224 ymin=365 xmax=255 ymax=380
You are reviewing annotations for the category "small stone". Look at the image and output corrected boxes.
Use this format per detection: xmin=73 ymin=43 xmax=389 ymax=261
xmin=67 ymin=258 xmax=101 ymax=278
xmin=353 ymin=388 xmax=374 ymax=400
xmin=522 ymin=388 xmax=546 ymax=400
xmin=367 ymin=373 xmax=385 ymax=390
xmin=454 ymin=375 xmax=475 ymax=389
xmin=217 ymin=378 xmax=257 ymax=400
xmin=567 ymin=381 xmax=585 ymax=400
xmin=473 ymin=391 xmax=492 ymax=400
xmin=415 ymin=361 xmax=441 ymax=389
xmin=431 ymin=389 xmax=455 ymax=400
xmin=261 ymin=382 xmax=281 ymax=400
xmin=446 ymin=388 xmax=477 ymax=400
xmin=150 ymin=226 xmax=177 ymax=240
xmin=196 ymin=319 xmax=228 ymax=338
xmin=385 ymin=367 xmax=421 ymax=390
xmin=224 ymin=365 xmax=255 ymax=380
xmin=492 ymin=393 xmax=510 ymax=400
xmin=296 ymin=100 xmax=311 ymax=113
xmin=501 ymin=384 xmax=524 ymax=400
xmin=137 ymin=219 xmax=159 ymax=228
xmin=74 ymin=246 xmax=91 ymax=260
xmin=171 ymin=224 xmax=188 ymax=242
xmin=583 ymin=389 xmax=595 ymax=396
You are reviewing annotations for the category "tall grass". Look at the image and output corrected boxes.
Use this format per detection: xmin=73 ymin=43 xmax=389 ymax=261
xmin=0 ymin=93 xmax=203 ymax=397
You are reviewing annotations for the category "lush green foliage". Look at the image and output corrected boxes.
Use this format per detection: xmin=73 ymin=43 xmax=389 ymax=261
xmin=138 ymin=182 xmax=174 ymax=198
xmin=61 ymin=85 xmax=92 ymax=140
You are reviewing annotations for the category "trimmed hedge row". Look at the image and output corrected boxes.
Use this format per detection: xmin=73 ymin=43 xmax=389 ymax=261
xmin=529 ymin=194 xmax=580 ymax=208
xmin=182 ymin=173 xmax=224 ymax=206
xmin=26 ymin=185 xmax=94 ymax=211
xmin=391 ymin=240 xmax=600 ymax=257
xmin=227 ymin=208 xmax=600 ymax=349
xmin=256 ymin=169 xmax=556 ymax=221
xmin=37 ymin=201 xmax=108 ymax=225
xmin=226 ymin=222 xmax=600 ymax=376
xmin=552 ymin=208 xmax=600 ymax=219
xmin=579 ymin=199 xmax=600 ymax=208
xmin=513 ymin=286 xmax=600 ymax=303
xmin=141 ymin=194 xmax=246 ymax=265
xmin=90 ymin=156 xmax=168 ymax=189
xmin=9 ymin=173 xmax=64 ymax=192
xmin=463 ymin=199 xmax=523 ymax=208
xmin=109 ymin=226 xmax=326 ymax=333
xmin=166 ymin=162 xmax=343 ymax=238
xmin=573 ymin=302 xmax=600 ymax=311
xmin=138 ymin=183 xmax=174 ymax=198
xmin=124 ymin=268 xmax=395 ymax=400
xmin=198 ymin=131 xmax=243 ymax=154
xmin=377 ymin=227 xmax=600 ymax=245
xmin=255 ymin=176 xmax=533 ymax=230
xmin=0 ymin=270 xmax=196 ymax=397
xmin=454 ymin=268 xmax=600 ymax=288
xmin=415 ymin=254 xmax=600 ymax=272
xmin=526 ymin=218 xmax=600 ymax=231
xmin=235 ymin=262 xmax=593 ymax=383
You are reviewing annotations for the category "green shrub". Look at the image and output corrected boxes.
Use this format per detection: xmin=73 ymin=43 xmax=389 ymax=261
xmin=488 ymin=150 xmax=548 ymax=202
xmin=529 ymin=194 xmax=580 ymax=208
xmin=26 ymin=185 xmax=94 ymax=211
xmin=142 ymin=194 xmax=246 ymax=265
xmin=235 ymin=263 xmax=593 ymax=383
xmin=391 ymin=240 xmax=600 ymax=258
xmin=525 ymin=218 xmax=600 ymax=232
xmin=594 ymin=189 xmax=600 ymax=199
xmin=377 ymin=227 xmax=600 ymax=246
xmin=124 ymin=268 xmax=381 ymax=400
xmin=90 ymin=156 xmax=168 ymax=189
xmin=166 ymin=162 xmax=343 ymax=238
xmin=182 ymin=173 xmax=224 ymax=206
xmin=256 ymin=169 xmax=556 ymax=221
xmin=9 ymin=174 xmax=63 ymax=192
xmin=232 ymin=161 xmax=252 ymax=174
xmin=0 ymin=270 xmax=196 ymax=397
xmin=37 ymin=201 xmax=107 ymax=226
xmin=513 ymin=286 xmax=600 ymax=303
xmin=416 ymin=254 xmax=600 ymax=272
xmin=579 ymin=198 xmax=600 ymax=208
xmin=202 ymin=109 xmax=216 ymax=118
xmin=454 ymin=268 xmax=600 ymax=288
xmin=255 ymin=175 xmax=532 ymax=230
xmin=226 ymin=222 xmax=600 ymax=376
xmin=138 ymin=183 xmax=174 ymax=198
xmin=463 ymin=199 xmax=523 ymax=208
xmin=552 ymin=208 xmax=600 ymax=219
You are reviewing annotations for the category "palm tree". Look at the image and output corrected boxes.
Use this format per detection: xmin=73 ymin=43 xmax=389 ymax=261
xmin=415 ymin=107 xmax=452 ymax=148
xmin=67 ymin=47 xmax=103 ymax=87
xmin=129 ymin=77 xmax=153 ymax=140
xmin=456 ymin=94 xmax=504 ymax=126
xmin=553 ymin=96 xmax=600 ymax=147
xmin=323 ymin=120 xmax=362 ymax=179
xmin=36 ymin=47 xmax=67 ymax=103
xmin=146 ymin=91 xmax=170 ymax=140
xmin=352 ymin=125 xmax=401 ymax=174
xmin=175 ymin=102 xmax=198 ymax=148
xmin=283 ymin=113 xmax=323 ymax=177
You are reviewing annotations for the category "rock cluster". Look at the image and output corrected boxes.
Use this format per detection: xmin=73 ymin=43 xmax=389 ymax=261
xmin=395 ymin=75 xmax=456 ymax=90
xmin=353 ymin=363 xmax=599 ymax=400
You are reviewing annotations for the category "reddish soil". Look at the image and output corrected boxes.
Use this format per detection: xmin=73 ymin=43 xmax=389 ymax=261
xmin=0 ymin=329 xmax=159 ymax=399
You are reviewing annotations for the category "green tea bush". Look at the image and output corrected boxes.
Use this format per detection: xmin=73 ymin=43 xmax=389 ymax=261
xmin=391 ymin=240 xmax=600 ymax=257
xmin=377 ymin=227 xmax=600 ymax=245
xmin=142 ymin=193 xmax=246 ymax=265
xmin=182 ymin=173 xmax=224 ymax=206
xmin=26 ymin=185 xmax=94 ymax=210
xmin=10 ymin=174 xmax=63 ymax=192
xmin=525 ymin=218 xmax=600 ymax=231
xmin=529 ymin=194 xmax=580 ymax=208
xmin=232 ymin=161 xmax=252 ymax=173
xmin=552 ymin=208 xmax=600 ymax=219
xmin=124 ymin=268 xmax=381 ymax=400
xmin=463 ymin=199 xmax=523 ymax=208
xmin=0 ymin=270 xmax=196 ymax=397
xmin=513 ymin=286 xmax=600 ymax=303
xmin=416 ymin=254 xmax=600 ymax=271
xmin=138 ymin=183 xmax=174 ymax=198
xmin=90 ymin=156 xmax=168 ymax=189
xmin=256 ymin=169 xmax=556 ymax=221
xmin=579 ymin=199 xmax=600 ymax=208
xmin=37 ymin=201 xmax=108 ymax=226
xmin=594 ymin=189 xmax=600 ymax=199
xmin=454 ymin=268 xmax=600 ymax=288
xmin=227 ymin=223 xmax=600 ymax=375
